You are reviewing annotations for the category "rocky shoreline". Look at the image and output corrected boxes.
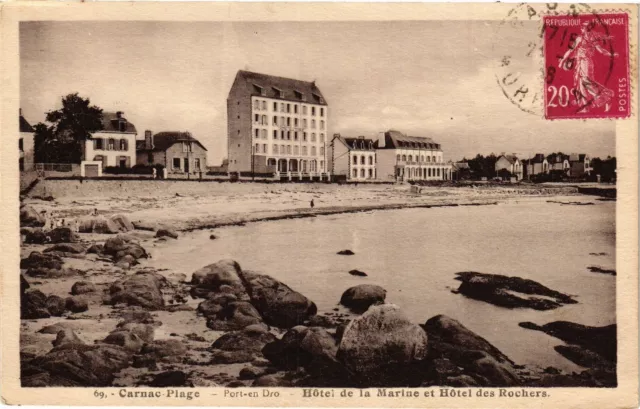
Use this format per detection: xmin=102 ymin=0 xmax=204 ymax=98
xmin=19 ymin=200 xmax=617 ymax=388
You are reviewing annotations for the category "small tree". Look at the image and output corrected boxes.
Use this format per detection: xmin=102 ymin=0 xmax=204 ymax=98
xmin=33 ymin=93 xmax=104 ymax=163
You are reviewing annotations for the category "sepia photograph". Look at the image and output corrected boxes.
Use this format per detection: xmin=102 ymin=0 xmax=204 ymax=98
xmin=3 ymin=3 xmax=636 ymax=405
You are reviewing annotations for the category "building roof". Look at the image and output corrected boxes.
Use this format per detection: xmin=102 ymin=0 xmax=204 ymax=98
xmin=20 ymin=114 xmax=34 ymax=133
xmin=569 ymin=153 xmax=588 ymax=162
xmin=138 ymin=131 xmax=207 ymax=152
xmin=498 ymin=154 xmax=520 ymax=164
xmin=454 ymin=162 xmax=470 ymax=170
xmin=548 ymin=153 xmax=570 ymax=163
xmin=380 ymin=130 xmax=441 ymax=150
xmin=231 ymin=70 xmax=328 ymax=105
xmin=336 ymin=135 xmax=377 ymax=151
xmin=100 ymin=112 xmax=137 ymax=134
xmin=527 ymin=153 xmax=546 ymax=164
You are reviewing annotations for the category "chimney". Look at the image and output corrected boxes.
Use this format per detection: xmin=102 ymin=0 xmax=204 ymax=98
xmin=145 ymin=130 xmax=153 ymax=150
xmin=116 ymin=111 xmax=124 ymax=119
xmin=377 ymin=132 xmax=386 ymax=148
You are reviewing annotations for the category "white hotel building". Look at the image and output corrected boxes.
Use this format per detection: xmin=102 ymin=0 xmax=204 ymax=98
xmin=226 ymin=70 xmax=330 ymax=179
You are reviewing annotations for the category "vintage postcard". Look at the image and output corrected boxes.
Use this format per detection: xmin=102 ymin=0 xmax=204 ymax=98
xmin=1 ymin=2 xmax=638 ymax=408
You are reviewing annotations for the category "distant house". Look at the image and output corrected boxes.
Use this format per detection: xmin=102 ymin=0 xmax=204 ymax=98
xmin=569 ymin=153 xmax=592 ymax=178
xmin=548 ymin=153 xmax=571 ymax=173
xmin=522 ymin=153 xmax=549 ymax=179
xmin=495 ymin=154 xmax=523 ymax=180
xmin=19 ymin=109 xmax=35 ymax=171
xmin=451 ymin=162 xmax=471 ymax=180
xmin=82 ymin=111 xmax=137 ymax=177
xmin=136 ymin=130 xmax=207 ymax=175
xmin=328 ymin=134 xmax=377 ymax=181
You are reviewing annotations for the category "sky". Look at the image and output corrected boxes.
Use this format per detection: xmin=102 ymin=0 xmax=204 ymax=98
xmin=20 ymin=20 xmax=615 ymax=165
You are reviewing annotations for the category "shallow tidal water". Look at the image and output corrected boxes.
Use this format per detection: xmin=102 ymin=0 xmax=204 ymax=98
xmin=146 ymin=196 xmax=615 ymax=373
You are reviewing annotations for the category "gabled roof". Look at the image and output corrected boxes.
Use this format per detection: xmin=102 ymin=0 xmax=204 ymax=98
xmin=138 ymin=131 xmax=207 ymax=152
xmin=20 ymin=114 xmax=34 ymax=133
xmin=231 ymin=70 xmax=327 ymax=105
xmin=100 ymin=112 xmax=137 ymax=134
xmin=454 ymin=162 xmax=470 ymax=170
xmin=548 ymin=154 xmax=570 ymax=163
xmin=381 ymin=130 xmax=441 ymax=150
xmin=498 ymin=154 xmax=520 ymax=164
xmin=336 ymin=136 xmax=377 ymax=151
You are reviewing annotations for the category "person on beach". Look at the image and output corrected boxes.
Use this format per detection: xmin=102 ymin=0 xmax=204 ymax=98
xmin=41 ymin=210 xmax=51 ymax=231
xmin=310 ymin=199 xmax=315 ymax=208
xmin=152 ymin=168 xmax=157 ymax=179
xmin=92 ymin=208 xmax=98 ymax=216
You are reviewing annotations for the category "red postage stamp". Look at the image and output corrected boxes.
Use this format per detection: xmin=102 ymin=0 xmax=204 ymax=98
xmin=543 ymin=13 xmax=630 ymax=119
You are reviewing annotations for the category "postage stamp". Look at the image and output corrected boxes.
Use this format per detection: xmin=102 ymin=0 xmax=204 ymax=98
xmin=543 ymin=13 xmax=630 ymax=119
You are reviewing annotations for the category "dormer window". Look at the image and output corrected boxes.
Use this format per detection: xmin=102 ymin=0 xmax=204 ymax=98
xmin=118 ymin=120 xmax=126 ymax=132
xmin=312 ymin=93 xmax=324 ymax=104
xmin=294 ymin=90 xmax=306 ymax=101
xmin=273 ymin=87 xmax=284 ymax=98
xmin=253 ymin=84 xmax=266 ymax=96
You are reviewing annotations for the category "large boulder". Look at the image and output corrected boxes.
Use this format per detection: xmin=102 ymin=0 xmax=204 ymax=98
xmin=139 ymin=339 xmax=187 ymax=364
xmin=21 ymin=289 xmax=50 ymax=319
xmin=191 ymin=260 xmax=245 ymax=297
xmin=20 ymin=205 xmax=44 ymax=227
xmin=65 ymin=296 xmax=89 ymax=313
xmin=21 ymin=251 xmax=63 ymax=270
xmin=210 ymin=324 xmax=276 ymax=363
xmin=47 ymin=227 xmax=78 ymax=244
xmin=109 ymin=214 xmax=134 ymax=232
xmin=454 ymin=272 xmax=577 ymax=310
xmin=78 ymin=216 xmax=121 ymax=234
xmin=339 ymin=284 xmax=386 ymax=312
xmin=45 ymin=295 xmax=67 ymax=316
xmin=337 ymin=304 xmax=428 ymax=386
xmin=52 ymin=328 xmax=85 ymax=347
xmin=71 ymin=281 xmax=97 ymax=295
xmin=24 ymin=229 xmax=47 ymax=244
xmin=22 ymin=343 xmax=131 ymax=387
xmin=107 ymin=273 xmax=165 ymax=310
xmin=102 ymin=235 xmax=149 ymax=262
xmin=44 ymin=243 xmax=86 ymax=254
xmin=156 ymin=228 xmax=178 ymax=239
xmin=205 ymin=301 xmax=263 ymax=331
xmin=423 ymin=315 xmax=519 ymax=387
xmin=103 ymin=331 xmax=145 ymax=353
xmin=239 ymin=271 xmax=317 ymax=328
xmin=263 ymin=326 xmax=344 ymax=381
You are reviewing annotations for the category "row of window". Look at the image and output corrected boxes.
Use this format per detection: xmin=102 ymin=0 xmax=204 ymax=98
xmin=254 ymin=128 xmax=326 ymax=143
xmin=253 ymin=100 xmax=325 ymax=117
xmin=398 ymin=167 xmax=443 ymax=178
xmin=397 ymin=154 xmax=442 ymax=163
xmin=255 ymin=144 xmax=325 ymax=156
xmin=352 ymin=168 xmax=376 ymax=179
xmin=268 ymin=158 xmax=324 ymax=173
xmin=253 ymin=115 xmax=325 ymax=130
xmin=352 ymin=155 xmax=375 ymax=165
xmin=93 ymin=138 xmax=129 ymax=151
xmin=171 ymin=157 xmax=202 ymax=171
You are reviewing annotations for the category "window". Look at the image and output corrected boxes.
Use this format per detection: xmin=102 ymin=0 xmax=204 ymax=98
xmin=262 ymin=129 xmax=267 ymax=139
xmin=402 ymin=155 xmax=407 ymax=161
xmin=263 ymin=143 xmax=267 ymax=153
xmin=311 ymin=146 xmax=316 ymax=156
xmin=302 ymin=106 xmax=307 ymax=115
xmin=118 ymin=120 xmax=126 ymax=132
xmin=320 ymin=108 xmax=324 ymax=117
xmin=273 ymin=116 xmax=278 ymax=125
xmin=108 ymin=138 xmax=115 ymax=151
xmin=286 ymin=104 xmax=291 ymax=113
xmin=262 ymin=115 xmax=267 ymax=125
xmin=311 ymin=133 xmax=316 ymax=142
xmin=427 ymin=156 xmax=431 ymax=162
xmin=294 ymin=118 xmax=299 ymax=127
xmin=369 ymin=156 xmax=373 ymax=165
xmin=421 ymin=155 xmax=425 ymax=162
xmin=95 ymin=138 xmax=104 ymax=150
xmin=280 ymin=103 xmax=285 ymax=112
xmin=437 ymin=168 xmax=441 ymax=177
xmin=368 ymin=169 xmax=373 ymax=178
xmin=254 ymin=114 xmax=259 ymax=123
xmin=428 ymin=168 xmax=432 ymax=177
xmin=255 ymin=143 xmax=260 ymax=153
xmin=287 ymin=117 xmax=291 ymax=126
xmin=281 ymin=131 xmax=285 ymax=139
xmin=320 ymin=161 xmax=324 ymax=170
xmin=302 ymin=146 xmax=308 ymax=156
xmin=294 ymin=105 xmax=298 ymax=114
xmin=320 ymin=120 xmax=325 ymax=130
xmin=287 ymin=131 xmax=291 ymax=140
xmin=353 ymin=169 xmax=358 ymax=178
xmin=320 ymin=133 xmax=325 ymax=142
xmin=262 ymin=101 xmax=267 ymax=110
xmin=195 ymin=158 xmax=201 ymax=170
xmin=353 ymin=156 xmax=357 ymax=165
xmin=361 ymin=156 xmax=365 ymax=164
xmin=273 ymin=102 xmax=277 ymax=110
xmin=320 ymin=147 xmax=325 ymax=155
xmin=273 ymin=130 xmax=278 ymax=139
xmin=294 ymin=132 xmax=298 ymax=141
xmin=281 ymin=116 xmax=285 ymax=125
xmin=173 ymin=158 xmax=181 ymax=169
xmin=311 ymin=107 xmax=316 ymax=116
xmin=432 ymin=156 xmax=436 ymax=162
xmin=273 ymin=145 xmax=278 ymax=154
xmin=281 ymin=144 xmax=285 ymax=154
xmin=287 ymin=145 xmax=291 ymax=154
xmin=254 ymin=100 xmax=260 ymax=110
xmin=255 ymin=129 xmax=260 ymax=138
xmin=396 ymin=154 xmax=400 ymax=161
xmin=19 ymin=138 xmax=23 ymax=151
xmin=294 ymin=146 xmax=299 ymax=155
xmin=303 ymin=119 xmax=307 ymax=128
xmin=303 ymin=132 xmax=307 ymax=141
xmin=311 ymin=120 xmax=316 ymax=129
xmin=361 ymin=169 xmax=365 ymax=178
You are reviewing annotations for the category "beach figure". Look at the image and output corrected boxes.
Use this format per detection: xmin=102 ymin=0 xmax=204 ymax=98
xmin=73 ymin=219 xmax=80 ymax=233
xmin=310 ymin=199 xmax=315 ymax=208
xmin=41 ymin=210 xmax=51 ymax=231
xmin=559 ymin=21 xmax=618 ymax=112
xmin=92 ymin=208 xmax=98 ymax=217
xmin=152 ymin=168 xmax=157 ymax=179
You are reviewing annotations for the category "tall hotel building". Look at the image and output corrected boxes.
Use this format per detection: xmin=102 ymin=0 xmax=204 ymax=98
xmin=227 ymin=70 xmax=330 ymax=178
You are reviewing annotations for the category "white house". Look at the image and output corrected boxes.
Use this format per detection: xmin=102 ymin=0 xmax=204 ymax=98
xmin=19 ymin=109 xmax=35 ymax=171
xmin=81 ymin=111 xmax=137 ymax=177
xmin=495 ymin=153 xmax=523 ymax=180
xmin=328 ymin=134 xmax=377 ymax=181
